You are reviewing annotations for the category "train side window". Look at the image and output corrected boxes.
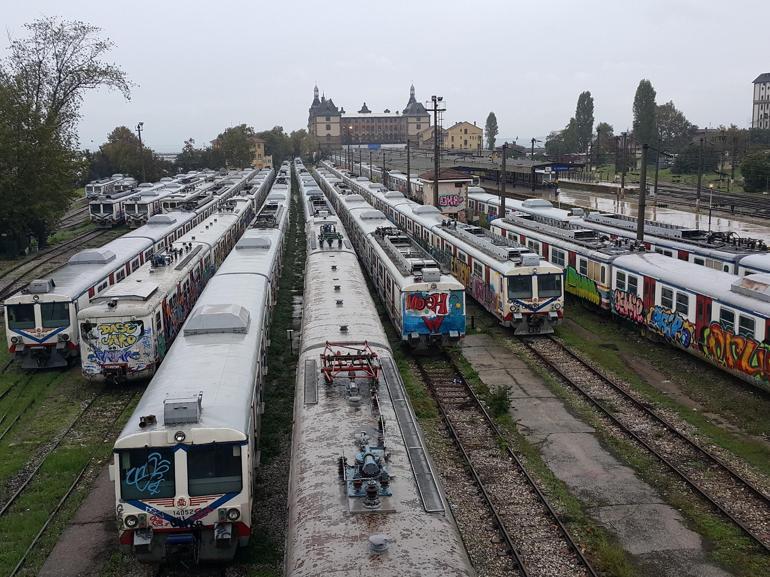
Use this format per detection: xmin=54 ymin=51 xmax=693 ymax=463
xmin=661 ymin=286 xmax=674 ymax=309
xmin=97 ymin=280 xmax=109 ymax=293
xmin=7 ymin=304 xmax=36 ymax=329
xmin=723 ymin=265 xmax=729 ymax=272
xmin=187 ymin=444 xmax=243 ymax=496
xmin=578 ymin=258 xmax=588 ymax=276
xmin=675 ymin=292 xmax=689 ymax=316
xmin=527 ymin=240 xmax=540 ymax=254
xmin=616 ymin=271 xmax=626 ymax=291
xmin=627 ymin=275 xmax=638 ymax=295
xmin=473 ymin=262 xmax=483 ymax=277
xmin=694 ymin=257 xmax=705 ymax=266
xmin=739 ymin=316 xmax=755 ymax=339
xmin=550 ymin=248 xmax=565 ymax=267
xmin=600 ymin=266 xmax=606 ymax=285
xmin=719 ymin=307 xmax=735 ymax=332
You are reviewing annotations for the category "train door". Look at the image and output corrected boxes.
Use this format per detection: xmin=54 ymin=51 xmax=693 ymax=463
xmin=541 ymin=242 xmax=549 ymax=261
xmin=695 ymin=294 xmax=712 ymax=342
xmin=568 ymin=251 xmax=576 ymax=269
xmin=642 ymin=276 xmax=656 ymax=311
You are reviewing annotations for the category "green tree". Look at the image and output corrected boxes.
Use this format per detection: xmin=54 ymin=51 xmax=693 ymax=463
xmin=741 ymin=150 xmax=770 ymax=192
xmin=213 ymin=124 xmax=257 ymax=168
xmin=0 ymin=17 xmax=130 ymax=251
xmin=656 ymin=101 xmax=694 ymax=153
xmin=633 ymin=79 xmax=657 ymax=148
xmin=672 ymin=143 xmax=719 ymax=174
xmin=596 ymin=121 xmax=614 ymax=165
xmin=91 ymin=126 xmax=172 ymax=181
xmin=485 ymin=112 xmax=498 ymax=150
xmin=256 ymin=126 xmax=292 ymax=166
xmin=575 ymin=91 xmax=594 ymax=153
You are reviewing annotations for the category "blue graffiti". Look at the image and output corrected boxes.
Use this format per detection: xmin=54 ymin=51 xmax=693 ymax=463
xmin=125 ymin=452 xmax=172 ymax=496
xmin=646 ymin=305 xmax=695 ymax=348
xmin=88 ymin=348 xmax=141 ymax=364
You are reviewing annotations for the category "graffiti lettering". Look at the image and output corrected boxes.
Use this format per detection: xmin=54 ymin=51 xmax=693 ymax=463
xmin=125 ymin=452 xmax=172 ymax=496
xmin=97 ymin=321 xmax=142 ymax=348
xmin=646 ymin=306 xmax=695 ymax=348
xmin=423 ymin=316 xmax=445 ymax=332
xmin=405 ymin=292 xmax=449 ymax=316
xmin=565 ymin=267 xmax=601 ymax=306
xmin=702 ymin=322 xmax=770 ymax=381
xmin=438 ymin=195 xmax=464 ymax=207
xmin=612 ymin=290 xmax=644 ymax=323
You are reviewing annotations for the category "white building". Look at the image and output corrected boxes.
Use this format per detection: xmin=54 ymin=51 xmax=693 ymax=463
xmin=752 ymin=73 xmax=770 ymax=129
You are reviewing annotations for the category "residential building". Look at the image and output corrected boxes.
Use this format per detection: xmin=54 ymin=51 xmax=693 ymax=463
xmin=416 ymin=125 xmax=447 ymax=149
xmin=446 ymin=121 xmax=483 ymax=152
xmin=252 ymin=137 xmax=272 ymax=169
xmin=418 ymin=168 xmax=473 ymax=221
xmin=308 ymin=85 xmax=342 ymax=148
xmin=752 ymin=73 xmax=770 ymax=129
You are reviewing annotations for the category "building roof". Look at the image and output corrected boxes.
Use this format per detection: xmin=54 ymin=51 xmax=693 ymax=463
xmin=418 ymin=168 xmax=473 ymax=182
xmin=448 ymin=121 xmax=481 ymax=132
xmin=403 ymin=84 xmax=429 ymax=117
xmin=753 ymin=73 xmax=770 ymax=84
xmin=358 ymin=102 xmax=371 ymax=113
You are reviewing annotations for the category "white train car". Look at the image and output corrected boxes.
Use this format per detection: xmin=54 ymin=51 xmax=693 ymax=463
xmin=287 ymin=176 xmax=473 ymax=577
xmin=77 ymin=194 xmax=259 ymax=383
xmin=317 ymin=169 xmax=466 ymax=348
xmin=89 ymin=188 xmax=146 ymax=227
xmin=122 ymin=181 xmax=178 ymax=228
xmin=85 ymin=175 xmax=123 ymax=198
xmin=111 ymin=189 xmax=289 ymax=561
xmin=321 ymin=163 xmax=564 ymax=334
xmin=5 ymin=170 xmax=259 ymax=369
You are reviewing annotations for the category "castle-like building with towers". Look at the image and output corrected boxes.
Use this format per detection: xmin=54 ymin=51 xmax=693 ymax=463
xmin=308 ymin=84 xmax=431 ymax=148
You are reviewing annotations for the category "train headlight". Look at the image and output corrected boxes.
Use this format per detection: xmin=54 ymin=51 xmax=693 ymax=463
xmin=226 ymin=508 xmax=240 ymax=521
xmin=58 ymin=333 xmax=70 ymax=342
xmin=174 ymin=431 xmax=186 ymax=443
xmin=10 ymin=336 xmax=20 ymax=344
xmin=124 ymin=515 xmax=139 ymax=529
xmin=553 ymin=302 xmax=562 ymax=311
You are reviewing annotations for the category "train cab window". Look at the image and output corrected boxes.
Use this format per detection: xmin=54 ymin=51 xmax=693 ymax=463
xmin=675 ymin=292 xmax=689 ymax=316
xmin=550 ymin=248 xmax=566 ymax=268
xmin=719 ymin=308 xmax=735 ymax=332
xmin=118 ymin=447 xmax=175 ymax=500
xmin=616 ymin=271 xmax=626 ymax=291
xmin=538 ymin=274 xmax=562 ymax=297
xmin=661 ymin=286 xmax=674 ymax=310
xmin=739 ymin=316 xmax=755 ymax=339
xmin=7 ymin=304 xmax=35 ymax=329
xmin=40 ymin=302 xmax=69 ymax=328
xmin=627 ymin=275 xmax=638 ymax=295
xmin=187 ymin=444 xmax=243 ymax=496
xmin=578 ymin=258 xmax=588 ymax=276
xmin=507 ymin=276 xmax=533 ymax=299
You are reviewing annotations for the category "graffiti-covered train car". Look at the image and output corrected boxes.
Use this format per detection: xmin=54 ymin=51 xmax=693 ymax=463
xmin=318 ymin=169 xmax=465 ymax=348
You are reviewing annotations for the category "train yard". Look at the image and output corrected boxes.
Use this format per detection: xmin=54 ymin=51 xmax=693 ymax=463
xmin=0 ymin=160 xmax=769 ymax=577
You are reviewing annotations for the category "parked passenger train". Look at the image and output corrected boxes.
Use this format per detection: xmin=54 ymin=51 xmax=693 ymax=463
xmin=111 ymin=181 xmax=288 ymax=562
xmin=4 ymin=170 xmax=259 ymax=369
xmin=288 ymin=163 xmax=473 ymax=577
xmin=77 ymin=174 xmax=274 ymax=382
xmin=315 ymin=168 xmax=466 ymax=347
xmin=491 ymin=214 xmax=770 ymax=392
xmin=322 ymin=162 xmax=563 ymax=334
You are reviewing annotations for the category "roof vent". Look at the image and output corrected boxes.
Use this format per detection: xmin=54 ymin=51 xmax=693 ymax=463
xmin=413 ymin=205 xmax=441 ymax=215
xmin=184 ymin=304 xmax=251 ymax=335
xmin=521 ymin=253 xmax=541 ymax=266
xmin=334 ymin=285 xmax=341 ymax=292
xmin=336 ymin=299 xmax=343 ymax=306
xmin=368 ymin=534 xmax=390 ymax=554
xmin=361 ymin=210 xmax=386 ymax=220
xmin=236 ymin=237 xmax=271 ymax=249
xmin=27 ymin=278 xmax=55 ymax=294
xmin=340 ymin=325 xmax=348 ymax=333
xmin=68 ymin=248 xmax=117 ymax=265
xmin=384 ymin=191 xmax=404 ymax=199
xmin=147 ymin=214 xmax=177 ymax=225
xmin=421 ymin=268 xmax=441 ymax=282
xmin=331 ymin=265 xmax=337 ymax=271
xmin=164 ymin=392 xmax=203 ymax=425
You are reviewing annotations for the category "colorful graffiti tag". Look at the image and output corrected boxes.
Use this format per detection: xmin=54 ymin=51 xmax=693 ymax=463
xmin=645 ymin=306 xmax=695 ymax=348
xmin=565 ymin=267 xmax=601 ymax=306
xmin=81 ymin=320 xmax=153 ymax=375
xmin=612 ymin=290 xmax=644 ymax=323
xmin=402 ymin=290 xmax=465 ymax=337
xmin=701 ymin=322 xmax=770 ymax=381
xmin=97 ymin=321 xmax=142 ymax=348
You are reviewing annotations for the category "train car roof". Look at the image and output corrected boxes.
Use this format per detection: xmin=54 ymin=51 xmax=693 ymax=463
xmin=737 ymin=253 xmax=770 ymax=274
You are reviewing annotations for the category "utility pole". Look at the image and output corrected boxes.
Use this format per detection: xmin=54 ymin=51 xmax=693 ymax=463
xmin=620 ymin=131 xmax=627 ymax=194
xmin=696 ymin=136 xmax=704 ymax=204
xmin=653 ymin=139 xmax=661 ymax=198
xmin=136 ymin=122 xmax=146 ymax=182
xmin=369 ymin=150 xmax=373 ymax=180
xmin=358 ymin=147 xmax=362 ymax=176
xmin=501 ymin=142 xmax=507 ymax=219
xmin=637 ymin=144 xmax=649 ymax=242
xmin=406 ymin=139 xmax=412 ymax=198
xmin=730 ymin=133 xmax=737 ymax=192
xmin=381 ymin=150 xmax=387 ymax=188
xmin=595 ymin=126 xmax=601 ymax=169
xmin=530 ymin=138 xmax=537 ymax=191
xmin=431 ymin=95 xmax=445 ymax=207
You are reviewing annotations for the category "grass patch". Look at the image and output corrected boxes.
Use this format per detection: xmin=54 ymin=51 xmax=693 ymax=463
xmin=47 ymin=220 xmax=97 ymax=245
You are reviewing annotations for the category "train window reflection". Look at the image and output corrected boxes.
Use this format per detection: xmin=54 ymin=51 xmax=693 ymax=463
xmin=188 ymin=444 xmax=243 ymax=496
xmin=507 ymin=276 xmax=532 ymax=299
xmin=538 ymin=275 xmax=562 ymax=298
xmin=41 ymin=302 xmax=69 ymax=328
xmin=7 ymin=304 xmax=35 ymax=329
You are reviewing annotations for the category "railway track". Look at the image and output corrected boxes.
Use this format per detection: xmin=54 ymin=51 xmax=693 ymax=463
xmin=0 ymin=228 xmax=110 ymax=302
xmin=58 ymin=206 xmax=89 ymax=229
xmin=3 ymin=386 xmax=139 ymax=576
xmin=522 ymin=335 xmax=770 ymax=552
xmin=414 ymin=353 xmax=598 ymax=577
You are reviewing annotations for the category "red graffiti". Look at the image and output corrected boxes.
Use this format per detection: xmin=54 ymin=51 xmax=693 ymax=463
xmin=702 ymin=322 xmax=770 ymax=381
xmin=423 ymin=316 xmax=445 ymax=333
xmin=406 ymin=292 xmax=449 ymax=315
xmin=612 ymin=289 xmax=644 ymax=323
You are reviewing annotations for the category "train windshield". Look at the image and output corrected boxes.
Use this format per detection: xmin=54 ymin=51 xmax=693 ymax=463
xmin=507 ymin=276 xmax=533 ymax=300
xmin=537 ymin=274 xmax=562 ymax=298
xmin=187 ymin=444 xmax=243 ymax=496
xmin=40 ymin=302 xmax=69 ymax=328
xmin=118 ymin=448 xmax=175 ymax=500
xmin=7 ymin=304 xmax=36 ymax=329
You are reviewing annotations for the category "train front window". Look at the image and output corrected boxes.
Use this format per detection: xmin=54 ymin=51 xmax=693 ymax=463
xmin=187 ymin=444 xmax=243 ymax=496
xmin=118 ymin=447 xmax=175 ymax=500
xmin=507 ymin=276 xmax=533 ymax=300
xmin=41 ymin=302 xmax=69 ymax=328
xmin=7 ymin=304 xmax=35 ymax=329
xmin=537 ymin=274 xmax=562 ymax=298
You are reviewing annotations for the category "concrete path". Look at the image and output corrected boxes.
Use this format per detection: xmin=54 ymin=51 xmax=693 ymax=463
xmin=39 ymin=466 xmax=114 ymax=577
xmin=461 ymin=333 xmax=733 ymax=577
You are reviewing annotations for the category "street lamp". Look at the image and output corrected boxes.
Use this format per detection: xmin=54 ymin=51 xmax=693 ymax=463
xmin=347 ymin=125 xmax=353 ymax=172
xmin=136 ymin=122 xmax=146 ymax=182
xmin=708 ymin=183 xmax=714 ymax=232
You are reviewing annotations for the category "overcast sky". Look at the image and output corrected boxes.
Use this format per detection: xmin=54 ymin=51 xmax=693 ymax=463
xmin=3 ymin=0 xmax=768 ymax=152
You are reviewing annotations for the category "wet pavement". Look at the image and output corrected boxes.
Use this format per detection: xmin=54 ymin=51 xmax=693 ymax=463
xmin=460 ymin=333 xmax=733 ymax=577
